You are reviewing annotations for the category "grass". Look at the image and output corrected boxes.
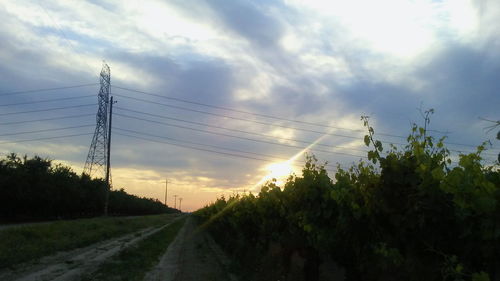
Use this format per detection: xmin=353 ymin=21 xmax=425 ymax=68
xmin=0 ymin=213 xmax=178 ymax=269
xmin=84 ymin=217 xmax=187 ymax=281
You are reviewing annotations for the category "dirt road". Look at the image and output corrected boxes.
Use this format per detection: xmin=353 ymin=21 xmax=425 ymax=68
xmin=145 ymin=216 xmax=237 ymax=281
xmin=0 ymin=219 xmax=179 ymax=281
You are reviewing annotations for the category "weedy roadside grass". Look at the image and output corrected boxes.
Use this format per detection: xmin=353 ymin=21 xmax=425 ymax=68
xmin=83 ymin=217 xmax=187 ymax=281
xmin=0 ymin=214 xmax=178 ymax=269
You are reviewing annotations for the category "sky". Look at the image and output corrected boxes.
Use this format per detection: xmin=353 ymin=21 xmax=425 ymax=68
xmin=0 ymin=0 xmax=499 ymax=211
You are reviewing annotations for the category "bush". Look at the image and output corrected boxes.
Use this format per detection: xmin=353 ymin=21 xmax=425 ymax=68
xmin=196 ymin=114 xmax=499 ymax=281
xmin=0 ymin=154 xmax=177 ymax=221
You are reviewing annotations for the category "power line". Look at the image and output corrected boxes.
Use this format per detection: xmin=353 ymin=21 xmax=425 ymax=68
xmin=0 ymin=132 xmax=94 ymax=144
xmin=114 ymin=132 xmax=339 ymax=174
xmin=114 ymin=108 xmax=497 ymax=158
xmin=113 ymin=86 xmax=368 ymax=133
xmin=113 ymin=86 xmax=472 ymax=145
xmin=0 ymin=83 xmax=98 ymax=97
xmin=115 ymin=132 xmax=283 ymax=163
xmin=113 ymin=93 xmax=367 ymax=141
xmin=114 ymin=106 xmax=370 ymax=154
xmin=113 ymin=112 xmax=367 ymax=159
xmin=112 ymin=91 xmax=487 ymax=150
xmin=0 ymin=103 xmax=97 ymax=116
xmin=115 ymin=127 xmax=305 ymax=164
xmin=0 ymin=114 xmax=94 ymax=126
xmin=0 ymin=95 xmax=95 ymax=107
xmin=0 ymin=124 xmax=94 ymax=137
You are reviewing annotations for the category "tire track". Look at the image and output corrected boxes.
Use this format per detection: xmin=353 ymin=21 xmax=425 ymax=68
xmin=144 ymin=216 xmax=237 ymax=281
xmin=1 ymin=217 xmax=181 ymax=281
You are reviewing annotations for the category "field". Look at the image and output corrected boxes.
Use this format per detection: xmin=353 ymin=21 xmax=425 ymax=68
xmin=0 ymin=214 xmax=179 ymax=269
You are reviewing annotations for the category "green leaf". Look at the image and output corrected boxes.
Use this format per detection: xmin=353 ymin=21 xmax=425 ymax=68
xmin=303 ymin=224 xmax=313 ymax=232
xmin=419 ymin=164 xmax=427 ymax=172
xmin=472 ymin=272 xmax=490 ymax=281
xmin=431 ymin=167 xmax=444 ymax=180
xmin=364 ymin=135 xmax=370 ymax=146
xmin=368 ymin=151 xmax=375 ymax=160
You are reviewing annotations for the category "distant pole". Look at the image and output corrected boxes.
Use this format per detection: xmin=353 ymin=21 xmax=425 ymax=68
xmin=164 ymin=179 xmax=168 ymax=206
xmin=173 ymin=195 xmax=177 ymax=209
xmin=178 ymin=198 xmax=183 ymax=211
xmin=104 ymin=95 xmax=115 ymax=216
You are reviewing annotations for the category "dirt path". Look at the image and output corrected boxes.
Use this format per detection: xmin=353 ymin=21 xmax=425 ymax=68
xmin=0 ymin=218 xmax=180 ymax=281
xmin=144 ymin=216 xmax=237 ymax=281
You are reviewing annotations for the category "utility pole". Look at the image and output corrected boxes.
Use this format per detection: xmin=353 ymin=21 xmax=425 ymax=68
xmin=178 ymin=198 xmax=183 ymax=211
xmin=164 ymin=179 xmax=169 ymax=206
xmin=173 ymin=195 xmax=178 ymax=209
xmin=104 ymin=96 xmax=116 ymax=216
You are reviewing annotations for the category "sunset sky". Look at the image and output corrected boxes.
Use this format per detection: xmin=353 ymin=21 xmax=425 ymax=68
xmin=0 ymin=0 xmax=498 ymax=211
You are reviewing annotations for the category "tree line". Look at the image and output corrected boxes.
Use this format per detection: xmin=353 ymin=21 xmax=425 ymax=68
xmin=195 ymin=115 xmax=500 ymax=281
xmin=0 ymin=153 xmax=178 ymax=222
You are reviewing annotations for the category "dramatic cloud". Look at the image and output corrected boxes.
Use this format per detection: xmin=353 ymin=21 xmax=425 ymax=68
xmin=0 ymin=0 xmax=498 ymax=211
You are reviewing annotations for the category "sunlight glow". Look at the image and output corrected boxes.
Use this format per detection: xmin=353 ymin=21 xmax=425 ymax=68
xmin=267 ymin=162 xmax=294 ymax=178
xmin=251 ymin=128 xmax=335 ymax=191
xmin=257 ymin=161 xmax=295 ymax=186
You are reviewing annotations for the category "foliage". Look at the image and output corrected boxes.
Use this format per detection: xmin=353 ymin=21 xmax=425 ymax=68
xmin=195 ymin=113 xmax=500 ymax=281
xmin=108 ymin=188 xmax=173 ymax=216
xmin=0 ymin=154 xmax=177 ymax=221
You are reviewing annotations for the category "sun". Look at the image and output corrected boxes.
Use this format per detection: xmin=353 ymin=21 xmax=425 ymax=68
xmin=266 ymin=162 xmax=294 ymax=179
xmin=252 ymin=161 xmax=296 ymax=188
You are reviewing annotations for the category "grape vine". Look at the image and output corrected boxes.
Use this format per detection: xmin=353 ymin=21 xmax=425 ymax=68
xmin=196 ymin=115 xmax=499 ymax=281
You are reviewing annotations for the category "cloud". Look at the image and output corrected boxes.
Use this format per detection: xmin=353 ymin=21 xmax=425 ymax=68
xmin=204 ymin=0 xmax=285 ymax=47
xmin=0 ymin=0 xmax=498 ymax=210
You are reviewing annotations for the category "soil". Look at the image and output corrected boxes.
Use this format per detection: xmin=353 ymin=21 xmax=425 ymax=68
xmin=1 ymin=215 xmax=236 ymax=281
xmin=144 ymin=216 xmax=237 ymax=281
xmin=0 ymin=219 xmax=178 ymax=281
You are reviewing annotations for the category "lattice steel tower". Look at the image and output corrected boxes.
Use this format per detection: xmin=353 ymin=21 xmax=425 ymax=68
xmin=84 ymin=63 xmax=111 ymax=179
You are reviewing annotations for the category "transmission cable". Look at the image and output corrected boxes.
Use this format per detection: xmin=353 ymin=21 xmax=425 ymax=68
xmin=114 ymin=132 xmax=338 ymax=174
xmin=0 ymin=95 xmax=95 ymax=107
xmin=114 ymin=106 xmax=369 ymax=154
xmin=115 ymin=127 xmax=312 ymax=164
xmin=113 ymin=86 xmax=367 ymax=132
xmin=113 ymin=94 xmax=369 ymax=141
xmin=113 ymin=92 xmax=487 ymax=150
xmin=113 ymin=86 xmax=470 ymax=145
xmin=0 ymin=124 xmax=95 ymax=137
xmin=0 ymin=114 xmax=94 ymax=126
xmin=115 ymin=112 xmax=498 ymax=159
xmin=114 ymin=112 xmax=367 ymax=159
xmin=0 ymin=104 xmax=97 ymax=116
xmin=0 ymin=133 xmax=94 ymax=144
xmin=114 ymin=107 xmax=497 ymax=157
xmin=0 ymin=83 xmax=98 ymax=97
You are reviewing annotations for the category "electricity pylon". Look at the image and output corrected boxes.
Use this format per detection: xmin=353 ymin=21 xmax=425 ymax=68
xmin=84 ymin=63 xmax=111 ymax=179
